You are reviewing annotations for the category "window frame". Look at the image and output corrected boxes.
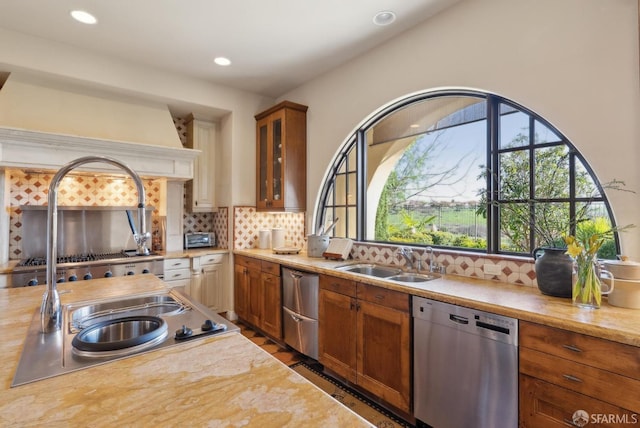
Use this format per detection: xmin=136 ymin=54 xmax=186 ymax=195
xmin=315 ymin=89 xmax=620 ymax=256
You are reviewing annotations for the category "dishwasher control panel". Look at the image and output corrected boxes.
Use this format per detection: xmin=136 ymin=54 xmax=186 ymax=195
xmin=412 ymin=296 xmax=518 ymax=345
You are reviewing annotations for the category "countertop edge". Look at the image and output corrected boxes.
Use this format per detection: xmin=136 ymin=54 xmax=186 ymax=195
xmin=234 ymin=248 xmax=640 ymax=347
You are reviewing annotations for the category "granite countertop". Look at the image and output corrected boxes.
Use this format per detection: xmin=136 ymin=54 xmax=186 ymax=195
xmin=235 ymin=249 xmax=640 ymax=347
xmin=0 ymin=276 xmax=372 ymax=427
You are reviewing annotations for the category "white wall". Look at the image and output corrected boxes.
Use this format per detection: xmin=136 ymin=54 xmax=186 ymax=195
xmin=0 ymin=27 xmax=274 ymax=207
xmin=282 ymin=0 xmax=640 ymax=258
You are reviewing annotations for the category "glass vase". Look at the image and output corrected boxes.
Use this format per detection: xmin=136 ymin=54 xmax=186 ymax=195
xmin=572 ymin=256 xmax=615 ymax=309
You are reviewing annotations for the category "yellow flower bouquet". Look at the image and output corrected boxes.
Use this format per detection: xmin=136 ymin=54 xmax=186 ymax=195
xmin=564 ymin=232 xmax=615 ymax=308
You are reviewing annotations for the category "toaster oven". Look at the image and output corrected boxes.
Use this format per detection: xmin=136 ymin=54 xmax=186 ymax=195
xmin=184 ymin=232 xmax=216 ymax=249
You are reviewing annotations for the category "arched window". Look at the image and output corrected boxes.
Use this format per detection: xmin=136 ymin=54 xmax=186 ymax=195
xmin=316 ymin=89 xmax=620 ymax=258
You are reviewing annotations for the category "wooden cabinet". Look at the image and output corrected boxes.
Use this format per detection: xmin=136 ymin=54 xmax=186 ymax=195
xmin=318 ymin=274 xmax=411 ymax=413
xmin=519 ymin=321 xmax=640 ymax=427
xmin=260 ymin=261 xmax=282 ymax=339
xmin=255 ymin=101 xmax=307 ymax=212
xmin=234 ymin=255 xmax=282 ymax=340
xmin=234 ymin=255 xmax=261 ymax=322
xmin=185 ymin=114 xmax=217 ymax=212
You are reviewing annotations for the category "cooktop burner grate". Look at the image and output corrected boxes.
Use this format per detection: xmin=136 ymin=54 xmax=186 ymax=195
xmin=17 ymin=251 xmax=156 ymax=267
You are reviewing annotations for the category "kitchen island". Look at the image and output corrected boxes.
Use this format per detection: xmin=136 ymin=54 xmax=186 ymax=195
xmin=0 ymin=276 xmax=373 ymax=427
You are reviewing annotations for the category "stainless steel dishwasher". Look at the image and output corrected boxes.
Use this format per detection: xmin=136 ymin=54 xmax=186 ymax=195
xmin=282 ymin=268 xmax=319 ymax=360
xmin=413 ymin=296 xmax=518 ymax=428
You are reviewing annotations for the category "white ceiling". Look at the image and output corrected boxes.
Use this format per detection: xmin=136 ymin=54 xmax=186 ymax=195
xmin=0 ymin=0 xmax=459 ymax=98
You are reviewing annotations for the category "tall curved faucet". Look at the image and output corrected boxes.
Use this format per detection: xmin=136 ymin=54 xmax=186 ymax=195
xmin=40 ymin=156 xmax=150 ymax=333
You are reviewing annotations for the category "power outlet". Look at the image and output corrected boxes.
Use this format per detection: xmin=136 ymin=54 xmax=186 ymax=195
xmin=483 ymin=263 xmax=502 ymax=275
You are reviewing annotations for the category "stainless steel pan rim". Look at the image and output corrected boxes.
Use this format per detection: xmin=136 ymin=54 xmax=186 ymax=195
xmin=71 ymin=315 xmax=168 ymax=358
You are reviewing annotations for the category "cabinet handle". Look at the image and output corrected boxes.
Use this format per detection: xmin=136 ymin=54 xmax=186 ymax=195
xmin=562 ymin=344 xmax=583 ymax=353
xmin=562 ymin=374 xmax=583 ymax=383
xmin=374 ymin=294 xmax=385 ymax=300
xmin=172 ymin=273 xmax=182 ymax=278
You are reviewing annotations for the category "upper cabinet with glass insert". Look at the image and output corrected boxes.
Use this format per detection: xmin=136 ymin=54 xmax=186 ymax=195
xmin=255 ymin=101 xmax=308 ymax=212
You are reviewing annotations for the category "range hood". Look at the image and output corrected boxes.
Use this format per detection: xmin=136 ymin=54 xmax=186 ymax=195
xmin=0 ymin=73 xmax=198 ymax=179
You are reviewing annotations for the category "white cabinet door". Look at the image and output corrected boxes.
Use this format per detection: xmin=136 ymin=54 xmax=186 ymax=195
xmin=186 ymin=117 xmax=216 ymax=212
xmin=201 ymin=263 xmax=223 ymax=310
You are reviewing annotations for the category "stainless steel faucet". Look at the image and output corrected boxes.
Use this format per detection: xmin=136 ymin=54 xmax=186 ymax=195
xmin=426 ymin=246 xmax=435 ymax=272
xmin=400 ymin=247 xmax=421 ymax=272
xmin=40 ymin=156 xmax=150 ymax=333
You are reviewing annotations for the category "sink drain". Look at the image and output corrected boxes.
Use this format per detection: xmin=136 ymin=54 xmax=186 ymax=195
xmin=72 ymin=315 xmax=168 ymax=358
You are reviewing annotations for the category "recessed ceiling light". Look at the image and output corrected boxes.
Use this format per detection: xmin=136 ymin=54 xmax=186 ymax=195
xmin=373 ymin=10 xmax=396 ymax=26
xmin=70 ymin=10 xmax=97 ymax=25
xmin=214 ymin=57 xmax=231 ymax=66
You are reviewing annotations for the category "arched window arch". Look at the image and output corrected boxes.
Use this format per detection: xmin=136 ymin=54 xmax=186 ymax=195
xmin=315 ymin=89 xmax=620 ymax=258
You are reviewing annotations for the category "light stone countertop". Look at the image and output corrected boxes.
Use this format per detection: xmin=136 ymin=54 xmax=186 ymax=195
xmin=235 ymin=248 xmax=640 ymax=348
xmin=0 ymin=275 xmax=373 ymax=427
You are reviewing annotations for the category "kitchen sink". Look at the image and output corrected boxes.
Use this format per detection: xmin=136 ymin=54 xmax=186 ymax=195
xmin=335 ymin=263 xmax=441 ymax=284
xmin=335 ymin=263 xmax=402 ymax=278
xmin=387 ymin=273 xmax=440 ymax=283
xmin=12 ymin=288 xmax=239 ymax=387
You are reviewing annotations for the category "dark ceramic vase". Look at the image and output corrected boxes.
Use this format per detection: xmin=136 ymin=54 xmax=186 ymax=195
xmin=533 ymin=247 xmax=573 ymax=298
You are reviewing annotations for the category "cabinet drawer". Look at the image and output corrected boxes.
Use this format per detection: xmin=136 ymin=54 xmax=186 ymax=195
xmin=357 ymin=284 xmax=409 ymax=312
xmin=200 ymin=254 xmax=224 ymax=266
xmin=520 ymin=321 xmax=640 ymax=380
xmin=235 ymin=255 xmax=262 ymax=271
xmin=164 ymin=258 xmax=190 ymax=270
xmin=519 ymin=374 xmax=636 ymax=427
xmin=163 ymin=268 xmax=191 ymax=282
xmin=520 ymin=347 xmax=640 ymax=412
xmin=261 ymin=261 xmax=280 ymax=276
xmin=320 ymin=274 xmax=356 ymax=297
xmin=164 ymin=278 xmax=191 ymax=289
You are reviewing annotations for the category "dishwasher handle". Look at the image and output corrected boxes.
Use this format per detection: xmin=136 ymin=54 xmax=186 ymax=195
xmin=449 ymin=314 xmax=469 ymax=325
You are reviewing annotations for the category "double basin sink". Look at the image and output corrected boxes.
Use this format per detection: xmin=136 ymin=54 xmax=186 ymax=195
xmin=335 ymin=263 xmax=440 ymax=283
xmin=12 ymin=288 xmax=238 ymax=386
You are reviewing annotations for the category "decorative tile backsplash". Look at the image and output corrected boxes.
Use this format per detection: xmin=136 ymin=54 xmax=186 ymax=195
xmin=233 ymin=206 xmax=306 ymax=250
xmin=349 ymin=242 xmax=537 ymax=288
xmin=6 ymin=168 xmax=230 ymax=257
xmin=7 ymin=169 xmax=163 ymax=259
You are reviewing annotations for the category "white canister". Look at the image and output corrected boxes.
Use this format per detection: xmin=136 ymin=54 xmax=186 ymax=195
xmin=607 ymin=278 xmax=640 ymax=309
xmin=258 ymin=230 xmax=271 ymax=249
xmin=271 ymin=228 xmax=285 ymax=249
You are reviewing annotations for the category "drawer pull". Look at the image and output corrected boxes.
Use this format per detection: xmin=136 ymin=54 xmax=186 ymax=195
xmin=375 ymin=294 xmax=385 ymax=300
xmin=562 ymin=374 xmax=583 ymax=383
xmin=562 ymin=344 xmax=582 ymax=353
xmin=172 ymin=273 xmax=182 ymax=278
xmin=172 ymin=262 xmax=182 ymax=267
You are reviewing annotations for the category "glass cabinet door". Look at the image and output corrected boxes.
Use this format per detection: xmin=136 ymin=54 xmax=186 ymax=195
xmin=272 ymin=118 xmax=282 ymax=204
xmin=258 ymin=122 xmax=268 ymax=204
